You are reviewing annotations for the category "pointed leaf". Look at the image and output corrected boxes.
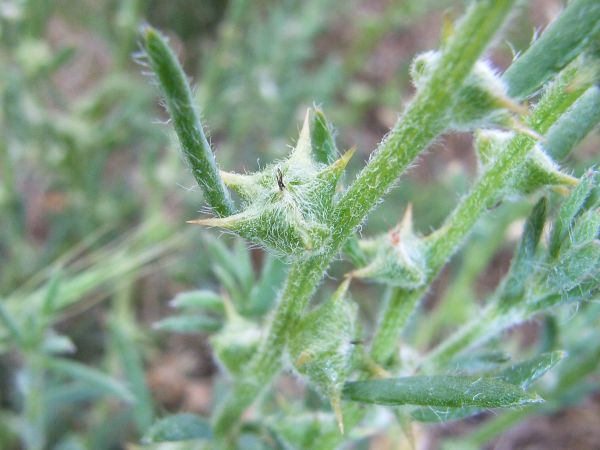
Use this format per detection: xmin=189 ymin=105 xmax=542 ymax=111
xmin=496 ymin=351 xmax=565 ymax=388
xmin=46 ymin=357 xmax=135 ymax=403
xmin=412 ymin=351 xmax=564 ymax=422
xmin=289 ymin=110 xmax=313 ymax=164
xmin=41 ymin=270 xmax=63 ymax=317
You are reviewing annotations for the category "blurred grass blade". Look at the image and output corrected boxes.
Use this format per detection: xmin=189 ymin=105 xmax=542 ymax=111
xmin=41 ymin=333 xmax=76 ymax=355
xmin=233 ymin=238 xmax=254 ymax=293
xmin=502 ymin=0 xmax=600 ymax=99
xmin=342 ymin=376 xmax=543 ymax=408
xmin=46 ymin=357 xmax=135 ymax=403
xmin=0 ymin=301 xmax=21 ymax=343
xmin=153 ymin=315 xmax=222 ymax=334
xmin=110 ymin=323 xmax=154 ymax=431
xmin=142 ymin=413 xmax=212 ymax=443
xmin=170 ymin=290 xmax=225 ymax=313
xmin=40 ymin=269 xmax=63 ymax=317
xmin=142 ymin=26 xmax=234 ymax=217
xmin=247 ymin=254 xmax=287 ymax=315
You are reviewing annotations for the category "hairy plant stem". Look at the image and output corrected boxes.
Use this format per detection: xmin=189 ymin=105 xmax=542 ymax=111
xmin=374 ymin=64 xmax=596 ymax=370
xmin=212 ymin=0 xmax=516 ymax=437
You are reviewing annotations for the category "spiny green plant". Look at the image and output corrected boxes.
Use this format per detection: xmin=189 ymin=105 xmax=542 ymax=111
xmin=141 ymin=0 xmax=600 ymax=447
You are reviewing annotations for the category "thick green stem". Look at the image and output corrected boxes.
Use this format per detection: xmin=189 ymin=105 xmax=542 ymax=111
xmin=211 ymin=0 xmax=516 ymax=436
xmin=544 ymin=86 xmax=600 ymax=161
xmin=143 ymin=28 xmax=235 ymax=217
xmin=371 ymin=287 xmax=423 ymax=366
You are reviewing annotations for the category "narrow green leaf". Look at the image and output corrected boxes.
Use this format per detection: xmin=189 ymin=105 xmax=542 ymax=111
xmin=46 ymin=357 xmax=135 ymax=403
xmin=233 ymin=238 xmax=255 ymax=292
xmin=153 ymin=315 xmax=222 ymax=334
xmin=544 ymin=86 xmax=600 ymax=161
xmin=502 ymin=0 xmax=600 ymax=99
xmin=142 ymin=413 xmax=212 ymax=443
xmin=499 ymin=198 xmax=547 ymax=307
xmin=170 ymin=290 xmax=225 ymax=313
xmin=142 ymin=27 xmax=234 ymax=216
xmin=342 ymin=376 xmax=543 ymax=408
xmin=412 ymin=351 xmax=565 ymax=423
xmin=110 ymin=323 xmax=154 ymax=432
xmin=41 ymin=269 xmax=63 ymax=317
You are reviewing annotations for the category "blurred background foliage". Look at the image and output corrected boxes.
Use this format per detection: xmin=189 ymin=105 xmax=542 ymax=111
xmin=0 ymin=0 xmax=598 ymax=449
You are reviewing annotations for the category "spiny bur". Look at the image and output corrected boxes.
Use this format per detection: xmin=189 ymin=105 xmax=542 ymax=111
xmin=188 ymin=110 xmax=354 ymax=259
xmin=474 ymin=130 xmax=578 ymax=197
xmin=411 ymin=51 xmax=534 ymax=135
xmin=287 ymin=278 xmax=357 ymax=433
xmin=352 ymin=205 xmax=427 ymax=289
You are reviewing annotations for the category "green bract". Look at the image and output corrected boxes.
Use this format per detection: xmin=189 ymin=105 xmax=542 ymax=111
xmin=411 ymin=51 xmax=527 ymax=133
xmin=288 ymin=279 xmax=357 ymax=432
xmin=352 ymin=205 xmax=427 ymax=289
xmin=474 ymin=130 xmax=578 ymax=197
xmin=189 ymin=112 xmax=354 ymax=259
